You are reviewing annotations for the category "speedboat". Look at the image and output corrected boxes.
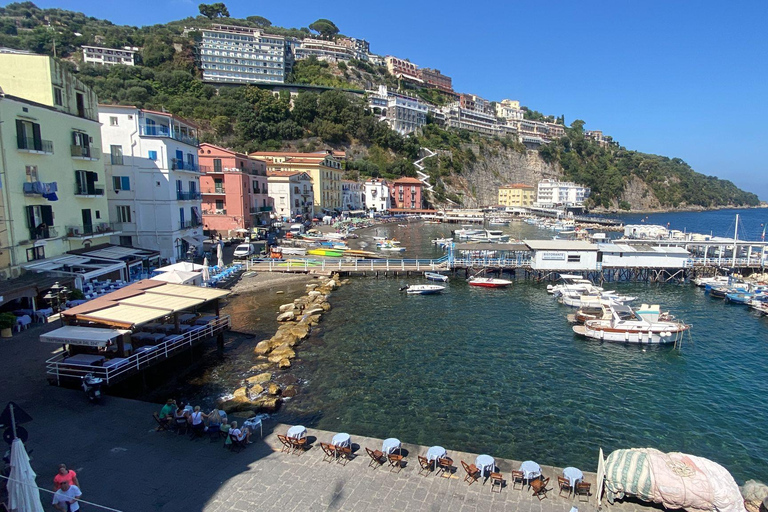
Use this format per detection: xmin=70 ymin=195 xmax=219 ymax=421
xmin=424 ymin=272 xmax=449 ymax=282
xmin=547 ymin=274 xmax=602 ymax=296
xmin=468 ymin=277 xmax=512 ymax=288
xmin=572 ymin=304 xmax=690 ymax=344
xmin=488 ymin=218 xmax=510 ymax=226
xmin=693 ymin=275 xmax=730 ymax=288
xmin=559 ymin=290 xmax=636 ymax=308
xmin=401 ymin=284 xmax=445 ymax=295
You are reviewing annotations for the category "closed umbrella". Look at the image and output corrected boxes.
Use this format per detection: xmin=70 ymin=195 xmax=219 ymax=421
xmin=202 ymin=256 xmax=210 ymax=282
xmin=217 ymin=242 xmax=224 ymax=269
xmin=7 ymin=438 xmax=44 ymax=512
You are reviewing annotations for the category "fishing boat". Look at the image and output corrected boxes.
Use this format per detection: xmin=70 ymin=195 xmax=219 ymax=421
xmin=468 ymin=277 xmax=513 ymax=288
xmin=424 ymin=272 xmax=449 ymax=282
xmin=400 ymin=284 xmax=445 ymax=295
xmin=559 ymin=290 xmax=637 ymax=307
xmin=547 ymin=274 xmax=602 ymax=295
xmin=572 ymin=304 xmax=690 ymax=344
xmin=693 ymin=275 xmax=730 ymax=288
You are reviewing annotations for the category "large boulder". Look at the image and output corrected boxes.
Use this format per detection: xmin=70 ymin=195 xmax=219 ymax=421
xmin=249 ymin=363 xmax=271 ymax=373
xmin=304 ymin=306 xmax=324 ymax=316
xmin=278 ymin=358 xmax=291 ymax=369
xmin=307 ymin=290 xmax=322 ymax=298
xmin=276 ymin=311 xmax=295 ymax=322
xmin=245 ymin=372 xmax=271 ymax=385
xmin=253 ymin=340 xmax=272 ymax=355
xmin=233 ymin=387 xmax=248 ymax=398
xmin=266 ymin=382 xmax=281 ymax=396
xmin=246 ymin=384 xmax=264 ymax=399
xmin=306 ymin=283 xmax=318 ymax=291
xmin=319 ymin=302 xmax=332 ymax=311
xmin=268 ymin=344 xmax=296 ymax=363
xmin=283 ymin=385 xmax=298 ymax=398
xmin=289 ymin=323 xmax=310 ymax=341
xmin=278 ymin=303 xmax=295 ymax=313
xmin=252 ymin=395 xmax=282 ymax=412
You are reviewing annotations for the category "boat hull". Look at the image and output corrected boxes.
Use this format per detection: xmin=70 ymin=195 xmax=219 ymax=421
xmin=573 ymin=323 xmax=689 ymax=344
xmin=424 ymin=272 xmax=449 ymax=282
xmin=468 ymin=278 xmax=512 ymax=288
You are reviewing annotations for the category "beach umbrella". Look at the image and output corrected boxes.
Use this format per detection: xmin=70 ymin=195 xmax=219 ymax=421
xmin=217 ymin=242 xmax=224 ymax=268
xmin=202 ymin=256 xmax=210 ymax=282
xmin=7 ymin=438 xmax=44 ymax=512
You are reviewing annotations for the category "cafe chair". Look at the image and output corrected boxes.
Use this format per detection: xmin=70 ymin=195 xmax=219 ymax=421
xmin=277 ymin=434 xmax=293 ymax=454
xmin=228 ymin=433 xmax=247 ymax=453
xmin=511 ymin=470 xmax=525 ymax=490
xmin=387 ymin=453 xmax=404 ymax=473
xmin=436 ymin=457 xmax=454 ymax=477
xmin=575 ymin=481 xmax=591 ymax=502
xmin=336 ymin=445 xmax=353 ymax=465
xmin=531 ymin=477 xmax=550 ymax=501
xmin=152 ymin=413 xmax=169 ymax=432
xmin=490 ymin=472 xmax=504 ymax=493
xmin=558 ymin=476 xmax=572 ymax=497
xmin=174 ymin=418 xmax=188 ymax=436
xmin=290 ymin=436 xmax=307 ymax=456
xmin=320 ymin=442 xmax=337 ymax=463
xmin=461 ymin=461 xmax=480 ymax=486
xmin=418 ymin=456 xmax=433 ymax=476
xmin=365 ymin=447 xmax=385 ymax=469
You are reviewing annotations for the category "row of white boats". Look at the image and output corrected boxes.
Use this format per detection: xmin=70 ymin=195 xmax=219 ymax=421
xmin=399 ymin=272 xmax=515 ymax=295
xmin=693 ymin=275 xmax=768 ymax=315
xmin=549 ymin=275 xmax=692 ymax=345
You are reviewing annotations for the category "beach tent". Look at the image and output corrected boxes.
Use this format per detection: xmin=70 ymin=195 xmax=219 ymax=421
xmin=602 ymin=448 xmax=746 ymax=512
xmin=150 ymin=269 xmax=201 ymax=286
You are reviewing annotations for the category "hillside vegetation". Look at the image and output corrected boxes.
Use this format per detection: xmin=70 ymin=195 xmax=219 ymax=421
xmin=0 ymin=2 xmax=759 ymax=209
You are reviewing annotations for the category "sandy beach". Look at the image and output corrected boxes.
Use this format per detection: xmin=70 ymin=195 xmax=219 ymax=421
xmin=229 ymin=270 xmax=316 ymax=295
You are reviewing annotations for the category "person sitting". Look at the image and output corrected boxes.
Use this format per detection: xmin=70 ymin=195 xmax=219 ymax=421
xmin=188 ymin=406 xmax=208 ymax=434
xmin=172 ymin=403 xmax=189 ymax=431
xmin=229 ymin=421 xmax=252 ymax=444
xmin=206 ymin=409 xmax=223 ymax=435
xmin=157 ymin=399 xmax=177 ymax=430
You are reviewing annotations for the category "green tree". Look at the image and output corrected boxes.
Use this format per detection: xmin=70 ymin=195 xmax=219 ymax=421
xmin=308 ymin=18 xmax=339 ymax=37
xmin=246 ymin=16 xmax=271 ymax=27
xmin=199 ymin=3 xmax=230 ymax=19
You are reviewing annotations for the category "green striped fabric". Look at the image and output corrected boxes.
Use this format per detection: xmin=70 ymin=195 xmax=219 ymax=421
xmin=604 ymin=449 xmax=654 ymax=503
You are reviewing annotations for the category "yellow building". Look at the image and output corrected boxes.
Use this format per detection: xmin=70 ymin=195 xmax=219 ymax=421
xmin=498 ymin=183 xmax=536 ymax=207
xmin=0 ymin=54 xmax=111 ymax=277
xmin=248 ymin=151 xmax=343 ymax=215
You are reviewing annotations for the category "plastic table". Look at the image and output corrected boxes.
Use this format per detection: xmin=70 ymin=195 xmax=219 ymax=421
xmin=332 ymin=432 xmax=351 ymax=448
xmin=563 ymin=467 xmax=583 ymax=487
xmin=426 ymin=446 xmax=446 ymax=463
xmin=287 ymin=425 xmax=307 ymax=439
xmin=475 ymin=454 xmax=495 ymax=477
xmin=520 ymin=460 xmax=542 ymax=480
xmin=382 ymin=438 xmax=401 ymax=455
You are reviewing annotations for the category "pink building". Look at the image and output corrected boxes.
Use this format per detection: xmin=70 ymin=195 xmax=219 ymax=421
xmin=390 ymin=177 xmax=425 ymax=210
xmin=198 ymin=143 xmax=272 ymax=237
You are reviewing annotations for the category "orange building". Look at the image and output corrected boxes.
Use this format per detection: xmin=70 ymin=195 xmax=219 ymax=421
xmin=390 ymin=177 xmax=425 ymax=210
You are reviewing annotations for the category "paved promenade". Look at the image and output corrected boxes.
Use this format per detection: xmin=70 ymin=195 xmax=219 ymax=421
xmin=0 ymin=322 xmax=656 ymax=512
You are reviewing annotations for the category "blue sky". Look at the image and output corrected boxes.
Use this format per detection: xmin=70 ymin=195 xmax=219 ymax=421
xmin=29 ymin=0 xmax=768 ymax=200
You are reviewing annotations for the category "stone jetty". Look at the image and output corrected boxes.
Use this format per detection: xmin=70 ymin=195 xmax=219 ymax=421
xmin=218 ymin=273 xmax=344 ymax=415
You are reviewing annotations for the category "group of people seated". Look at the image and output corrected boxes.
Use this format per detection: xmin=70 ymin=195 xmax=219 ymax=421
xmin=157 ymin=399 xmax=252 ymax=444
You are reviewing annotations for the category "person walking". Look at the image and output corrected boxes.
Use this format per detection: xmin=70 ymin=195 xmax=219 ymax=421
xmin=52 ymin=480 xmax=82 ymax=511
xmin=53 ymin=464 xmax=79 ymax=491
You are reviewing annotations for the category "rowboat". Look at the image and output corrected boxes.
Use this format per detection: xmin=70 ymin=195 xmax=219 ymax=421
xmin=307 ymin=248 xmax=344 ymax=257
xmin=468 ymin=277 xmax=512 ymax=288
xmin=400 ymin=284 xmax=445 ymax=295
xmin=424 ymin=272 xmax=449 ymax=282
xmin=343 ymin=249 xmax=378 ymax=258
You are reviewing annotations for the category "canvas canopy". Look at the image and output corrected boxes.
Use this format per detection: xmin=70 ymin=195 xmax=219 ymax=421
xmin=150 ymin=270 xmax=201 ymax=285
xmin=41 ymin=326 xmax=130 ymax=347
xmin=603 ymin=448 xmax=746 ymax=512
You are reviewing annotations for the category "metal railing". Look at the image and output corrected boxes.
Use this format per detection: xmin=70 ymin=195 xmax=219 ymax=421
xmin=202 ymin=209 xmax=227 ymax=215
xmin=139 ymin=123 xmax=199 ymax=146
xmin=202 ymin=187 xmax=225 ymax=194
xmin=70 ymin=145 xmax=101 ymax=159
xmin=176 ymin=191 xmax=202 ymax=200
xmin=28 ymin=226 xmax=59 ymax=240
xmin=74 ymin=186 xmax=105 ymax=196
xmin=65 ymin=222 xmax=123 ymax=237
xmin=46 ymin=316 xmax=231 ymax=386
xmin=249 ymin=255 xmax=450 ymax=272
xmin=172 ymin=161 xmax=201 ymax=173
xmin=18 ymin=137 xmax=54 ymax=153
xmin=450 ymin=257 xmax=532 ymax=268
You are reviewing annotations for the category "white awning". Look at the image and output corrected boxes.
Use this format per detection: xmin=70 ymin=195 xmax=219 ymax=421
xmin=41 ymin=326 xmax=130 ymax=347
xmin=182 ymin=236 xmax=198 ymax=246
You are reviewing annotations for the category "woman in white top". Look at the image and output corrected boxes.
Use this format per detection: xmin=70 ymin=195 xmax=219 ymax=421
xmin=188 ymin=406 xmax=209 ymax=433
xmin=229 ymin=421 xmax=252 ymax=444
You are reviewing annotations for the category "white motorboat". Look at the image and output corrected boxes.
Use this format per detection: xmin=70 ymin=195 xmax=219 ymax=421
xmin=468 ymin=277 xmax=513 ymax=288
xmin=692 ymin=275 xmax=730 ymax=288
xmin=559 ymin=290 xmax=637 ymax=307
xmin=488 ymin=218 xmax=510 ymax=226
xmin=572 ymin=304 xmax=690 ymax=344
xmin=548 ymin=274 xmax=603 ymax=296
xmin=424 ymin=272 xmax=449 ymax=282
xmin=401 ymin=284 xmax=445 ymax=295
xmin=278 ymin=246 xmax=307 ymax=256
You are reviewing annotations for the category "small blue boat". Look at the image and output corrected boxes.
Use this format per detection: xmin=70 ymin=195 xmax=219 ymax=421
xmin=424 ymin=272 xmax=449 ymax=282
xmin=725 ymin=292 xmax=752 ymax=305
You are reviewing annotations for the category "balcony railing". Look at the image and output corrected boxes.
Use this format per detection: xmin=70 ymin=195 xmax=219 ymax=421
xmin=75 ymin=185 xmax=105 ymax=197
xmin=172 ymin=160 xmax=201 ymax=173
xmin=139 ymin=123 xmax=199 ymax=146
xmin=28 ymin=226 xmax=59 ymax=240
xmin=65 ymin=222 xmax=123 ymax=238
xmin=18 ymin=137 xmax=54 ymax=154
xmin=70 ymin=145 xmax=101 ymax=160
xmin=179 ymin=220 xmax=201 ymax=229
xmin=202 ymin=209 xmax=227 ymax=215
xmin=202 ymin=187 xmax=226 ymax=194
xmin=110 ymin=155 xmax=124 ymax=165
xmin=176 ymin=191 xmax=202 ymax=201
xmin=259 ymin=206 xmax=273 ymax=212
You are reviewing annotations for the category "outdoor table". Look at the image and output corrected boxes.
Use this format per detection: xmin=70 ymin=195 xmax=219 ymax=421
xmin=144 ymin=322 xmax=163 ymax=333
xmin=331 ymin=433 xmax=351 ymax=449
xmin=15 ymin=315 xmax=32 ymax=332
xmin=426 ymin=446 xmax=447 ymax=465
xmin=64 ymin=354 xmax=105 ymax=366
xmin=475 ymin=454 xmax=495 ymax=478
xmin=520 ymin=460 xmax=542 ymax=480
xmin=243 ymin=417 xmax=263 ymax=438
xmin=287 ymin=425 xmax=307 ymax=440
xmin=35 ymin=308 xmax=53 ymax=323
xmin=178 ymin=313 xmax=197 ymax=324
xmin=14 ymin=309 xmax=34 ymax=316
xmin=382 ymin=438 xmax=401 ymax=455
xmin=195 ymin=315 xmax=218 ymax=325
xmin=563 ymin=467 xmax=583 ymax=488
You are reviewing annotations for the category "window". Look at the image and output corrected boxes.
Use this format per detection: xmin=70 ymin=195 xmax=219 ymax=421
xmin=567 ymin=254 xmax=581 ymax=263
xmin=148 ymin=150 xmax=157 ymax=161
xmin=110 ymin=145 xmax=123 ymax=165
xmin=75 ymin=170 xmax=100 ymax=195
xmin=25 ymin=205 xmax=54 ymax=240
xmin=15 ymin=119 xmax=45 ymax=151
xmin=26 ymin=246 xmax=45 ymax=262
xmin=109 ymin=116 xmax=118 ymax=126
xmin=113 ymin=176 xmax=130 ymax=191
xmin=213 ymin=159 xmax=222 ymax=173
xmin=25 ymin=165 xmax=38 ymax=183
xmin=215 ymin=199 xmax=224 ymax=210
xmin=54 ymin=87 xmax=63 ymax=106
xmin=119 ymin=236 xmax=132 ymax=247
xmin=115 ymin=205 xmax=131 ymax=223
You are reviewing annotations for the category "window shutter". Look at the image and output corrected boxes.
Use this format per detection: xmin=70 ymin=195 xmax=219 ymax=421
xmin=32 ymin=123 xmax=42 ymax=151
xmin=75 ymin=171 xmax=82 ymax=191
xmin=16 ymin=120 xmax=25 ymax=149
xmin=42 ymin=205 xmax=54 ymax=226
xmin=121 ymin=177 xmax=130 ymax=191
xmin=25 ymin=206 xmax=35 ymax=228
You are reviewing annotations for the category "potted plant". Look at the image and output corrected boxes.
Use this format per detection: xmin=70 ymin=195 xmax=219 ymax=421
xmin=0 ymin=312 xmax=17 ymax=338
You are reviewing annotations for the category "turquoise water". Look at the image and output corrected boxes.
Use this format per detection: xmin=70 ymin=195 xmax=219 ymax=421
xmin=274 ymin=214 xmax=768 ymax=484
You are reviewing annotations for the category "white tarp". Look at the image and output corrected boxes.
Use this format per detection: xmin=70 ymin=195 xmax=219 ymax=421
xmin=41 ymin=325 xmax=130 ymax=347
xmin=8 ymin=438 xmax=44 ymax=512
xmin=155 ymin=262 xmax=203 ymax=273
xmin=150 ymin=270 xmax=201 ymax=285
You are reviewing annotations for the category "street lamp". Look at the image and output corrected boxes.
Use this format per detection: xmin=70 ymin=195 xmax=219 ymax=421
xmin=43 ymin=282 xmax=69 ymax=323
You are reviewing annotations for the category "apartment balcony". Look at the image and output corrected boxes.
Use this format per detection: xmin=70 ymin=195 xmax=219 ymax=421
xmin=249 ymin=206 xmax=272 ymax=214
xmin=70 ymin=145 xmax=101 ymax=160
xmin=74 ymin=185 xmax=105 ymax=197
xmin=176 ymin=191 xmax=202 ymax=201
xmin=202 ymin=209 xmax=227 ymax=215
xmin=65 ymin=222 xmax=123 ymax=238
xmin=18 ymin=137 xmax=54 ymax=154
xmin=171 ymin=160 xmax=202 ymax=173
xmin=139 ymin=123 xmax=199 ymax=146
xmin=27 ymin=226 xmax=59 ymax=241
xmin=179 ymin=220 xmax=202 ymax=229
xmin=202 ymin=187 xmax=226 ymax=194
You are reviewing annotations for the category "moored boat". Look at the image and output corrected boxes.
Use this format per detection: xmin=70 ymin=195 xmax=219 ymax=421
xmin=424 ymin=271 xmax=449 ymax=282
xmin=572 ymin=304 xmax=690 ymax=344
xmin=468 ymin=277 xmax=512 ymax=288
xmin=401 ymin=284 xmax=445 ymax=295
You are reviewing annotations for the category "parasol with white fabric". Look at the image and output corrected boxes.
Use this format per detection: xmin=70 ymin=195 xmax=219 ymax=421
xmin=7 ymin=438 xmax=44 ymax=512
xmin=217 ymin=242 xmax=224 ymax=268
xmin=202 ymin=256 xmax=210 ymax=282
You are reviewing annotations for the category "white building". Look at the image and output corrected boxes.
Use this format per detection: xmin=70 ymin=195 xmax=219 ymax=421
xmin=294 ymin=37 xmax=355 ymax=62
xmin=525 ymin=239 xmax=599 ymax=271
xmin=598 ymin=243 xmax=691 ymax=269
xmin=267 ymin=171 xmax=314 ymax=220
xmin=495 ymin=99 xmax=524 ymax=121
xmin=198 ymin=24 xmax=291 ymax=84
xmin=364 ymin=178 xmax=391 ymax=212
xmin=82 ymin=46 xmax=137 ymax=66
xmin=441 ymin=103 xmax=505 ymax=137
xmin=367 ymin=86 xmax=428 ymax=135
xmin=536 ymin=179 xmax=590 ymax=207
xmin=341 ymin=180 xmax=364 ymax=211
xmin=99 ymin=106 xmax=203 ymax=260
